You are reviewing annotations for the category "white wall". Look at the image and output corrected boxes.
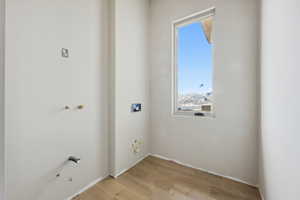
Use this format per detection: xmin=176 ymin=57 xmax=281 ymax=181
xmin=5 ymin=0 xmax=109 ymax=199
xmin=110 ymin=0 xmax=150 ymax=176
xmin=259 ymin=0 xmax=300 ymax=199
xmin=0 ymin=0 xmax=5 ymax=199
xmin=150 ymin=0 xmax=259 ymax=185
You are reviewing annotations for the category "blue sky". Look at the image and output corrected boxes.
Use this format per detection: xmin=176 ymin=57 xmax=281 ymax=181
xmin=178 ymin=22 xmax=213 ymax=95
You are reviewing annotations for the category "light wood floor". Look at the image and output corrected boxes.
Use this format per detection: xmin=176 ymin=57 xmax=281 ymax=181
xmin=73 ymin=156 xmax=261 ymax=200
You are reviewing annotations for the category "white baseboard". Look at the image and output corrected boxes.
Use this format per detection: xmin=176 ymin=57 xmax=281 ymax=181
xmin=111 ymin=153 xmax=150 ymax=178
xmin=150 ymin=153 xmax=258 ymax=188
xmin=65 ymin=175 xmax=108 ymax=200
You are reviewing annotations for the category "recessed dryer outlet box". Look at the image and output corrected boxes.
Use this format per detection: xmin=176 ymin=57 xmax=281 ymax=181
xmin=61 ymin=48 xmax=69 ymax=58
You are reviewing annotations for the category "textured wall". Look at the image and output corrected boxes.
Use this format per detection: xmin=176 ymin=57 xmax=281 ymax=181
xmin=150 ymin=0 xmax=260 ymax=185
xmin=0 ymin=0 xmax=5 ymax=198
xmin=5 ymin=0 xmax=110 ymax=199
xmin=259 ymin=0 xmax=300 ymax=199
xmin=111 ymin=0 xmax=150 ymax=176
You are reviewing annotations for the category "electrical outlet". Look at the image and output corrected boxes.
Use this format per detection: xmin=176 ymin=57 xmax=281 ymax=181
xmin=132 ymin=139 xmax=143 ymax=154
xmin=131 ymin=104 xmax=142 ymax=112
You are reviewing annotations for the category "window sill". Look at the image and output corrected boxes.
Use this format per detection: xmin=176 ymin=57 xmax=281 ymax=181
xmin=172 ymin=111 xmax=216 ymax=119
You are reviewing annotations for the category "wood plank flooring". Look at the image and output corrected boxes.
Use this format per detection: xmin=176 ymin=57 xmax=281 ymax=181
xmin=73 ymin=156 xmax=261 ymax=200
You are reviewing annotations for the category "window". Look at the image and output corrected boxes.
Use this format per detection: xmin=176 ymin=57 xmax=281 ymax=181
xmin=172 ymin=8 xmax=215 ymax=117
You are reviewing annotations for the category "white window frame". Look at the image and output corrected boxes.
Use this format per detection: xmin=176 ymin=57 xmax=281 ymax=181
xmin=171 ymin=8 xmax=216 ymax=117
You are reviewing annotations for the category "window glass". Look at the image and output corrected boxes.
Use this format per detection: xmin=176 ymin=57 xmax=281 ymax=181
xmin=173 ymin=10 xmax=215 ymax=115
